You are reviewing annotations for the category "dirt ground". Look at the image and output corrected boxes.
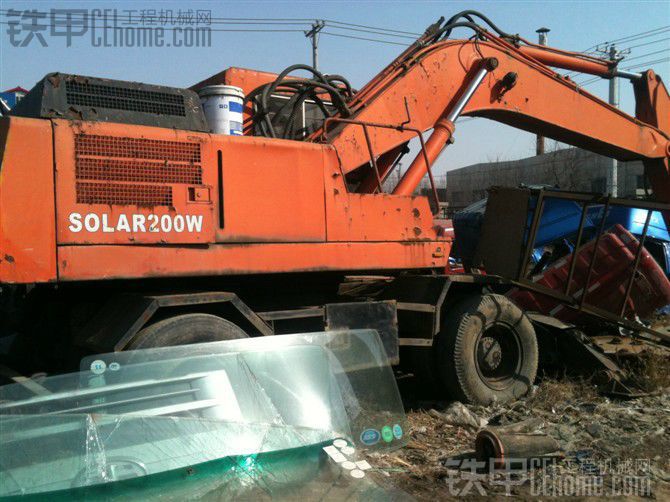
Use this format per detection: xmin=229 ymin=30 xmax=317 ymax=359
xmin=367 ymin=357 xmax=670 ymax=500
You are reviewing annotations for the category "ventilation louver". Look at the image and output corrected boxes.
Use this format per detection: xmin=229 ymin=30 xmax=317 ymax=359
xmin=74 ymin=134 xmax=202 ymax=207
xmin=12 ymin=73 xmax=208 ymax=132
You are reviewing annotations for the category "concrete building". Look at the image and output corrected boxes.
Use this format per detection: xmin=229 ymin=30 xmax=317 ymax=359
xmin=445 ymin=148 xmax=647 ymax=214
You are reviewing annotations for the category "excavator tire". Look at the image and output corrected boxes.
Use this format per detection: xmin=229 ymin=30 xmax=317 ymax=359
xmin=436 ymin=294 xmax=537 ymax=405
xmin=128 ymin=313 xmax=248 ymax=349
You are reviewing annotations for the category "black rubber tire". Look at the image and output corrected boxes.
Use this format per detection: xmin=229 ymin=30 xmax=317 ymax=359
xmin=128 ymin=313 xmax=248 ymax=349
xmin=436 ymin=294 xmax=537 ymax=405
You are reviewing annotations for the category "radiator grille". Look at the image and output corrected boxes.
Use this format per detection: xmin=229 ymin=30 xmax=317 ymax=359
xmin=76 ymin=182 xmax=173 ymax=206
xmin=74 ymin=134 xmax=202 ymax=206
xmin=75 ymin=135 xmax=201 ymax=162
xmin=66 ymin=81 xmax=186 ymax=116
xmin=76 ymin=158 xmax=202 ymax=184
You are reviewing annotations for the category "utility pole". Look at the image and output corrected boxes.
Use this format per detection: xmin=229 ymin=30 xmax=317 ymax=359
xmin=596 ymin=43 xmax=629 ymax=196
xmin=305 ymin=20 xmax=325 ymax=71
xmin=535 ymin=27 xmax=550 ymax=156
xmin=608 ymin=44 xmax=620 ymax=197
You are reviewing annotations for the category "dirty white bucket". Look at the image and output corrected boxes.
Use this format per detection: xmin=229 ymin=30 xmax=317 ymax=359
xmin=198 ymin=85 xmax=244 ymax=136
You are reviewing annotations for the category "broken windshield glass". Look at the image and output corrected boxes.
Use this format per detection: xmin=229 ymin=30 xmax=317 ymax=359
xmin=0 ymin=330 xmax=408 ymax=500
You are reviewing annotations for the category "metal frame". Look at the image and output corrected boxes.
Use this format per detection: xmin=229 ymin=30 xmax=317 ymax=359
xmin=323 ymin=116 xmax=441 ymax=214
xmin=264 ymin=93 xmax=334 ymax=139
xmin=78 ymin=292 xmax=274 ymax=353
xmin=515 ymin=189 xmax=670 ymax=342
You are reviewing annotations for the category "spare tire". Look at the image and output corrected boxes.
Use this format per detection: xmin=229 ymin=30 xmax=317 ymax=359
xmin=128 ymin=313 xmax=248 ymax=349
xmin=436 ymin=294 xmax=537 ymax=405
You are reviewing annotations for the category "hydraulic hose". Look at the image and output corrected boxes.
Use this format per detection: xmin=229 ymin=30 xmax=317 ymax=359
xmin=246 ymin=64 xmax=353 ymax=140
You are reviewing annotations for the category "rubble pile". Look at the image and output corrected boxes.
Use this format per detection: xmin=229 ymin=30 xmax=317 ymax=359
xmin=367 ymin=376 xmax=670 ymax=499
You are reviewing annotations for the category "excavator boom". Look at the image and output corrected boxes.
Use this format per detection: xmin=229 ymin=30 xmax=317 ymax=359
xmin=322 ymin=21 xmax=670 ymax=206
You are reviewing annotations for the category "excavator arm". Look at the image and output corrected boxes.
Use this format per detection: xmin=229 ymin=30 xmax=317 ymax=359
xmin=323 ymin=18 xmax=670 ymax=204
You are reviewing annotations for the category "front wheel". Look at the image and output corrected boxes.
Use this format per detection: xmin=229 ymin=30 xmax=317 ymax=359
xmin=128 ymin=313 xmax=248 ymax=349
xmin=436 ymin=294 xmax=537 ymax=405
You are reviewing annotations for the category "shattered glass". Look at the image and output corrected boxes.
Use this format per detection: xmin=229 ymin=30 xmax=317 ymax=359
xmin=0 ymin=330 xmax=409 ymax=499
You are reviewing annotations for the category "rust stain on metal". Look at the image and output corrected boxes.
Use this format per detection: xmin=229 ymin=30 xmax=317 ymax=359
xmin=48 ymin=74 xmax=62 ymax=88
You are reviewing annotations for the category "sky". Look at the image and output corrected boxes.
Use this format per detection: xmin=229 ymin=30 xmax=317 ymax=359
xmin=1 ymin=0 xmax=669 ymax=174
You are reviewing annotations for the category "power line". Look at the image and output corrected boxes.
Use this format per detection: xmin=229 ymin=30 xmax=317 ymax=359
xmin=0 ymin=21 xmax=304 ymax=32
xmin=0 ymin=10 xmax=424 ymax=47
xmin=624 ymin=36 xmax=670 ymax=50
xmin=0 ymin=9 xmax=423 ymax=38
xmin=324 ymin=24 xmax=417 ymax=40
xmin=623 ymin=48 xmax=669 ymax=62
xmin=0 ymin=10 xmax=316 ymax=24
xmin=582 ymin=25 xmax=670 ymax=52
xmin=167 ymin=17 xmax=314 ymax=22
xmin=622 ymin=56 xmax=670 ymax=70
xmin=5 ymin=10 xmax=667 ymax=72
xmin=323 ymin=19 xmax=421 ymax=37
xmin=605 ymin=26 xmax=670 ymax=45
xmin=321 ymin=31 xmax=409 ymax=47
xmin=578 ymin=76 xmax=603 ymax=86
xmin=565 ymin=26 xmax=670 ymax=77
xmin=0 ymin=10 xmax=423 ymax=52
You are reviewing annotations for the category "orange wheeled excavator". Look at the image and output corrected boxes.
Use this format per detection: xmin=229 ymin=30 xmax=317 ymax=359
xmin=1 ymin=11 xmax=669 ymax=404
